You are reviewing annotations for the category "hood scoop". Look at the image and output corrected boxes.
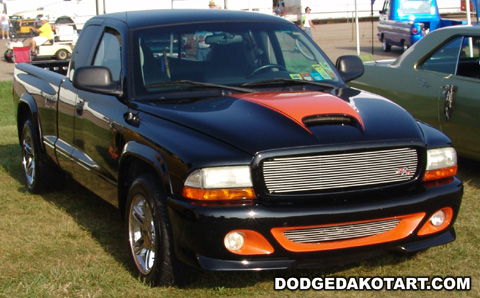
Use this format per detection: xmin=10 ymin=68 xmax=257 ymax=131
xmin=303 ymin=114 xmax=358 ymax=127
xmin=232 ymin=91 xmax=365 ymax=132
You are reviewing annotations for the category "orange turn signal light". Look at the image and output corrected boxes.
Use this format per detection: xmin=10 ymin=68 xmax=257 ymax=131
xmin=423 ymin=165 xmax=458 ymax=182
xmin=182 ymin=187 xmax=255 ymax=201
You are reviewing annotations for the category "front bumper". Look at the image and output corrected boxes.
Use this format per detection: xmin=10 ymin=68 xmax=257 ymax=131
xmin=166 ymin=178 xmax=462 ymax=271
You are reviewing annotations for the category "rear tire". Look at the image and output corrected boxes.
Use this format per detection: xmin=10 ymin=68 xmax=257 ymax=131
xmin=382 ymin=39 xmax=391 ymax=52
xmin=125 ymin=174 xmax=194 ymax=286
xmin=21 ymin=118 xmax=60 ymax=193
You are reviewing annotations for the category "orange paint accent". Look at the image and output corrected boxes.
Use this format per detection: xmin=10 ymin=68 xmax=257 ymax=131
xmin=232 ymin=92 xmax=364 ymax=132
xmin=225 ymin=230 xmax=274 ymax=255
xmin=271 ymin=213 xmax=425 ymax=252
xmin=417 ymin=207 xmax=454 ymax=236
xmin=108 ymin=146 xmax=119 ymax=160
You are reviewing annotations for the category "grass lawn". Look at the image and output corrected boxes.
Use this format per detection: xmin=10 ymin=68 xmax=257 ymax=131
xmin=0 ymin=80 xmax=478 ymax=297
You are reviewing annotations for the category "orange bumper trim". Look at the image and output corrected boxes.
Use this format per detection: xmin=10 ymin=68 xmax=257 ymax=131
xmin=271 ymin=213 xmax=426 ymax=252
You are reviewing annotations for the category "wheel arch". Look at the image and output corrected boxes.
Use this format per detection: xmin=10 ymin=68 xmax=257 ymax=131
xmin=16 ymin=93 xmax=43 ymax=150
xmin=118 ymin=141 xmax=173 ymax=218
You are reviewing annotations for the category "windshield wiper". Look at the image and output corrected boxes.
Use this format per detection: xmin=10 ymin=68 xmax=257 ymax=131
xmin=145 ymin=80 xmax=256 ymax=94
xmin=242 ymin=78 xmax=338 ymax=89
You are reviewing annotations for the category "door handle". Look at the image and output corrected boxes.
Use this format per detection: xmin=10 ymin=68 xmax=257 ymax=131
xmin=76 ymin=101 xmax=84 ymax=116
xmin=441 ymin=84 xmax=456 ymax=121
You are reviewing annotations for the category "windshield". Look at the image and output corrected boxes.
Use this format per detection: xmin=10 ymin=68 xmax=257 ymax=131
xmin=132 ymin=21 xmax=341 ymax=98
xmin=398 ymin=0 xmax=435 ymax=15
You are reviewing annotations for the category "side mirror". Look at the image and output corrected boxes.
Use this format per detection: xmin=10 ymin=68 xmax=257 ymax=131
xmin=73 ymin=66 xmax=123 ymax=96
xmin=335 ymin=55 xmax=364 ymax=82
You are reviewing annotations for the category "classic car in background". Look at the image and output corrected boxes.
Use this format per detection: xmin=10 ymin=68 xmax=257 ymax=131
xmin=351 ymin=25 xmax=480 ymax=161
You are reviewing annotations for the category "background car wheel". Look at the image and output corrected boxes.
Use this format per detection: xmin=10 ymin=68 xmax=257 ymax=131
xmin=402 ymin=40 xmax=408 ymax=52
xmin=382 ymin=39 xmax=391 ymax=52
xmin=55 ymin=49 xmax=69 ymax=60
xmin=4 ymin=49 xmax=13 ymax=63
xmin=125 ymin=174 xmax=194 ymax=286
xmin=21 ymin=118 xmax=61 ymax=193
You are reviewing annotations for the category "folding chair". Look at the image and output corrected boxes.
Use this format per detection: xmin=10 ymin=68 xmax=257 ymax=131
xmin=12 ymin=46 xmax=32 ymax=63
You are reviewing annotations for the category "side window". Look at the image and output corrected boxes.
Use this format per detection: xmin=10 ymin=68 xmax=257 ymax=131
xmin=417 ymin=37 xmax=462 ymax=74
xmin=68 ymin=24 xmax=101 ymax=80
xmin=382 ymin=0 xmax=389 ymax=14
xmin=457 ymin=36 xmax=480 ymax=79
xmin=93 ymin=29 xmax=122 ymax=82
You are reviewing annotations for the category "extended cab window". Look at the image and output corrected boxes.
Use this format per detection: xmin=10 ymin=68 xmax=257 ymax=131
xmin=68 ymin=24 xmax=101 ymax=79
xmin=93 ymin=29 xmax=122 ymax=82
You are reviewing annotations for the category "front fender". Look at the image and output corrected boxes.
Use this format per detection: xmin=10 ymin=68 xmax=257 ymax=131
xmin=118 ymin=141 xmax=174 ymax=212
xmin=416 ymin=120 xmax=452 ymax=149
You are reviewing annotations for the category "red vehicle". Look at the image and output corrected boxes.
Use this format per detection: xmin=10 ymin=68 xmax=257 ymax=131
xmin=461 ymin=0 xmax=474 ymax=12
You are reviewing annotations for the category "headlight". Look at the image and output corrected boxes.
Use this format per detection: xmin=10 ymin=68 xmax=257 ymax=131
xmin=423 ymin=147 xmax=457 ymax=182
xmin=182 ymin=166 xmax=255 ymax=201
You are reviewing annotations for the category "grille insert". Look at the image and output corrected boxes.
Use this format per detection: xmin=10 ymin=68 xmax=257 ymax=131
xmin=283 ymin=218 xmax=401 ymax=243
xmin=262 ymin=147 xmax=418 ymax=194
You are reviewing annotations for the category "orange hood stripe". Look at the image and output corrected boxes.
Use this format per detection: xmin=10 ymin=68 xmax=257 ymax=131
xmin=233 ymin=92 xmax=364 ymax=132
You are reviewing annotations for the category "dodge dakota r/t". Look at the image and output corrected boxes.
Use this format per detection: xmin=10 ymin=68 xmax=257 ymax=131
xmin=12 ymin=9 xmax=463 ymax=286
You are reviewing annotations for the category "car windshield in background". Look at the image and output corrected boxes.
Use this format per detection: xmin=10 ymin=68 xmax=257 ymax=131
xmin=132 ymin=21 xmax=341 ymax=97
xmin=398 ymin=0 xmax=434 ymax=15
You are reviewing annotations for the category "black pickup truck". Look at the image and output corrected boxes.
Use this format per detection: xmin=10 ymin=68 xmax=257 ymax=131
xmin=13 ymin=9 xmax=463 ymax=286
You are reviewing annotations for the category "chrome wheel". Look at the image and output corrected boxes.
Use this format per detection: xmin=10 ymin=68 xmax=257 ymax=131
xmin=128 ymin=194 xmax=157 ymax=275
xmin=20 ymin=118 xmax=61 ymax=193
xmin=21 ymin=126 xmax=36 ymax=187
xmin=125 ymin=174 xmax=194 ymax=285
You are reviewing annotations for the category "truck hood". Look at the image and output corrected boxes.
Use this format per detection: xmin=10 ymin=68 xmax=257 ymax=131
xmin=139 ymin=89 xmax=424 ymax=154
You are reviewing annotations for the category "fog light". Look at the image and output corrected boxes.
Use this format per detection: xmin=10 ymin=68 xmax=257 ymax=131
xmin=224 ymin=230 xmax=274 ymax=255
xmin=418 ymin=207 xmax=453 ymax=236
xmin=430 ymin=210 xmax=446 ymax=226
xmin=224 ymin=232 xmax=245 ymax=252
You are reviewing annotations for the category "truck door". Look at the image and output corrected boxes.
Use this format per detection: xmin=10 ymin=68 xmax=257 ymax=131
xmin=71 ymin=27 xmax=128 ymax=206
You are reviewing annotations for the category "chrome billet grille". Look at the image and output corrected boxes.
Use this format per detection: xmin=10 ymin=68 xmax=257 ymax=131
xmin=262 ymin=148 xmax=418 ymax=194
xmin=284 ymin=218 xmax=400 ymax=243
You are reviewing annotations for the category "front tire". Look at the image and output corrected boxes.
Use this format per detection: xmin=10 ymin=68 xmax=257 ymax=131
xmin=125 ymin=174 xmax=193 ymax=286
